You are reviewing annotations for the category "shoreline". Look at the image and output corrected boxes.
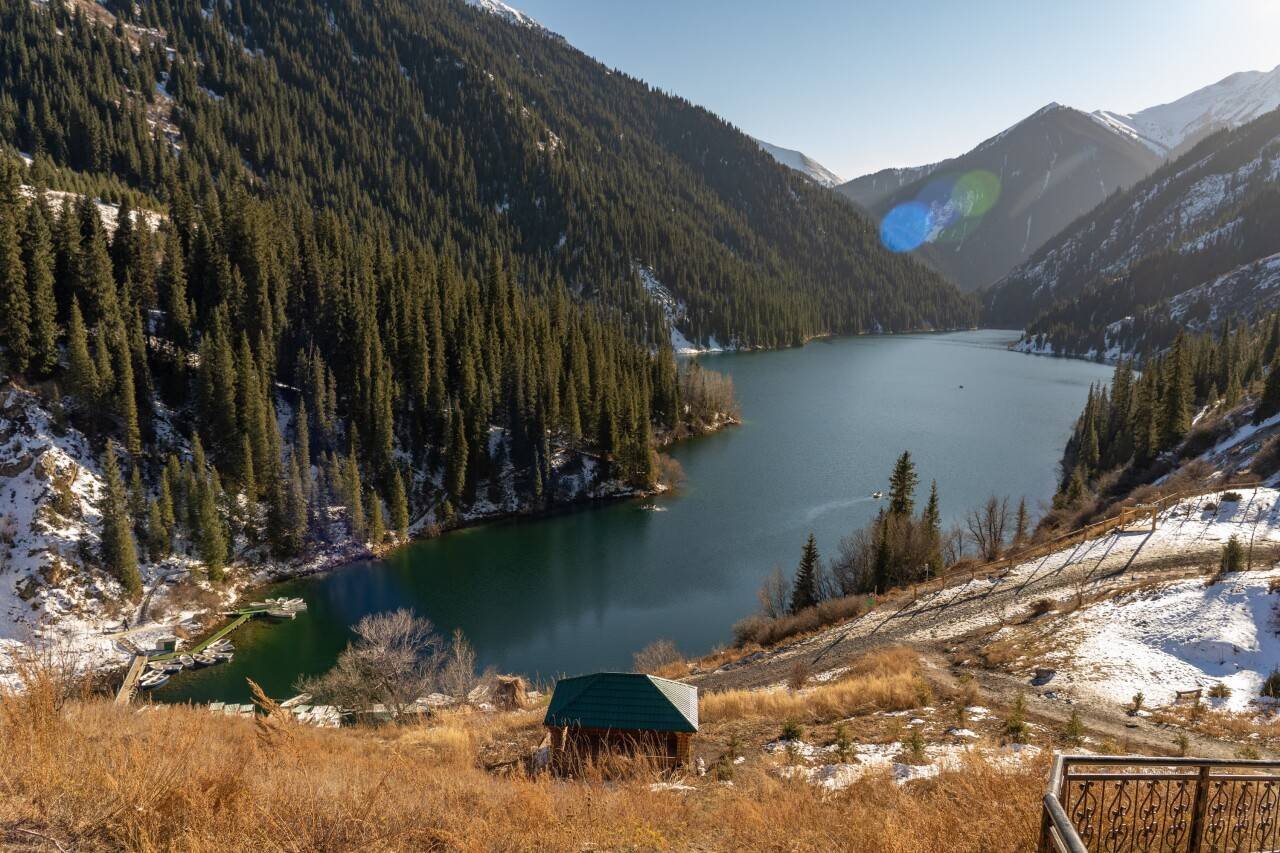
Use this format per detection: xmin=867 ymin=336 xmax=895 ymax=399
xmin=95 ymin=415 xmax=742 ymax=688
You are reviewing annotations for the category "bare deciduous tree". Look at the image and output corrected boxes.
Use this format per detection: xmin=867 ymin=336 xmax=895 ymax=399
xmin=297 ymin=608 xmax=446 ymax=719
xmin=440 ymin=627 xmax=479 ymax=699
xmin=757 ymin=565 xmax=790 ymax=619
xmin=967 ymin=495 xmax=1009 ymax=562
xmin=632 ymin=638 xmax=684 ymax=674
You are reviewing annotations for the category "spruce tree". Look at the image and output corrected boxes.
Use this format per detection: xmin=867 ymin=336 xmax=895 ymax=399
xmin=0 ymin=203 xmax=31 ymax=373
xmin=1257 ymin=358 xmax=1280 ymax=424
xmin=1013 ymin=497 xmax=1030 ymax=546
xmin=196 ymin=466 xmax=227 ymax=581
xmin=888 ymin=450 xmax=919 ymax=516
xmin=387 ymin=467 xmax=410 ymax=539
xmin=23 ymin=197 xmax=59 ymax=377
xmin=789 ymin=532 xmax=822 ymax=614
xmin=65 ymin=298 xmax=98 ymax=406
xmin=367 ymin=490 xmax=386 ymax=545
xmin=921 ymin=479 xmax=943 ymax=577
xmin=99 ymin=440 xmax=141 ymax=595
xmin=146 ymin=497 xmax=170 ymax=561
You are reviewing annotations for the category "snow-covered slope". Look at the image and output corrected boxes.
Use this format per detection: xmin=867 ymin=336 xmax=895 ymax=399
xmin=989 ymin=104 xmax=1280 ymax=355
xmin=462 ymin=0 xmax=560 ymax=39
xmin=1093 ymin=64 xmax=1280 ymax=157
xmin=753 ymin=138 xmax=844 ymax=188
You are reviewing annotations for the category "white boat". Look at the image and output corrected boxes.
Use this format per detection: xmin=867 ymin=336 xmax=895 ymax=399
xmin=176 ymin=654 xmax=195 ymax=668
xmin=138 ymin=670 xmax=169 ymax=689
xmin=872 ymin=491 xmax=884 ymax=499
xmin=149 ymin=660 xmax=183 ymax=675
xmin=192 ymin=652 xmax=220 ymax=667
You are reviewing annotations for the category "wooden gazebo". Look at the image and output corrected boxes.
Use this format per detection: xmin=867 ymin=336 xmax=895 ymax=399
xmin=543 ymin=673 xmax=698 ymax=770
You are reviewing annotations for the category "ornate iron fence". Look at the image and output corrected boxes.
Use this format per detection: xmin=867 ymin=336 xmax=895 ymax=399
xmin=1041 ymin=755 xmax=1280 ymax=852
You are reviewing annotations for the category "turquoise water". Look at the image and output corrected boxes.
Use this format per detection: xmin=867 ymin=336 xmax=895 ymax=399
xmin=158 ymin=330 xmax=1112 ymax=703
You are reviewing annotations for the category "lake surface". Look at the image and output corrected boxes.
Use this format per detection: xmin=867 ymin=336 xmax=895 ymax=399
xmin=158 ymin=330 xmax=1113 ymax=703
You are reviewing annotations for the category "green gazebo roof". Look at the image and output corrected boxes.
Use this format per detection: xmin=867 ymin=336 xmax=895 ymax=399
xmin=544 ymin=673 xmax=698 ymax=733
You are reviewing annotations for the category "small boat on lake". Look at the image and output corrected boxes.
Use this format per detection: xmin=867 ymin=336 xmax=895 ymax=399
xmin=138 ymin=670 xmax=169 ymax=690
xmin=191 ymin=652 xmax=220 ymax=667
xmin=149 ymin=660 xmax=183 ymax=675
xmin=176 ymin=654 xmax=196 ymax=668
xmin=872 ymin=491 xmax=884 ymax=499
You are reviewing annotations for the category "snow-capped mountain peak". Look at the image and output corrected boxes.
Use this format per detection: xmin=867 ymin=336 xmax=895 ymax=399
xmin=463 ymin=0 xmax=559 ymax=38
xmin=1092 ymin=64 xmax=1280 ymax=156
xmin=753 ymin=138 xmax=844 ymax=188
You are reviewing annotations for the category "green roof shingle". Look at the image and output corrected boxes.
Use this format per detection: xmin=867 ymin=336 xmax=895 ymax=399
xmin=544 ymin=673 xmax=698 ymax=733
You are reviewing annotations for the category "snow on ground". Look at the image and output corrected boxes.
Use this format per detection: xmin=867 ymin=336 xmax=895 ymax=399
xmin=779 ymin=740 xmax=1041 ymax=790
xmin=1048 ymin=567 xmax=1280 ymax=712
xmin=636 ymin=264 xmax=735 ymax=355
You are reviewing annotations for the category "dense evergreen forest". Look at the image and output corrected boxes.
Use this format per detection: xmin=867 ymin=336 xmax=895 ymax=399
xmin=1057 ymin=314 xmax=1280 ymax=510
xmin=0 ymin=0 xmax=975 ymax=590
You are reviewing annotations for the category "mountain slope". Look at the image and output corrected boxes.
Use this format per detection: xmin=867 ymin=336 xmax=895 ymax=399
xmin=986 ymin=106 xmax=1280 ymax=358
xmin=836 ymin=104 xmax=1162 ymax=291
xmin=752 ymin=138 xmax=844 ymax=188
xmin=837 ymin=162 xmax=940 ymax=209
xmin=1093 ymin=64 xmax=1280 ymax=158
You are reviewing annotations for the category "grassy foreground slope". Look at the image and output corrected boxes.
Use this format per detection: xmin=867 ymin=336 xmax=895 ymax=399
xmin=0 ymin=654 xmax=1043 ymax=852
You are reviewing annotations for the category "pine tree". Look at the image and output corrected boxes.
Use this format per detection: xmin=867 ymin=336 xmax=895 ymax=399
xmin=23 ymin=197 xmax=59 ymax=377
xmin=65 ymin=298 xmax=98 ymax=406
xmin=387 ymin=467 xmax=410 ymax=539
xmin=146 ymin=497 xmax=170 ymax=561
xmin=921 ymin=479 xmax=943 ymax=577
xmin=789 ymin=532 xmax=822 ymax=614
xmin=345 ymin=447 xmax=366 ymax=539
xmin=99 ymin=440 xmax=141 ymax=595
xmin=367 ymin=489 xmax=386 ymax=545
xmin=888 ymin=450 xmax=919 ymax=516
xmin=1257 ymin=357 xmax=1280 ymax=424
xmin=159 ymin=227 xmax=192 ymax=346
xmin=1013 ymin=497 xmax=1030 ymax=546
xmin=0 ymin=202 xmax=31 ymax=373
xmin=195 ymin=466 xmax=227 ymax=581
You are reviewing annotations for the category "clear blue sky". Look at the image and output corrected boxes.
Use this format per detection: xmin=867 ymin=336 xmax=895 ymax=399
xmin=511 ymin=0 xmax=1280 ymax=180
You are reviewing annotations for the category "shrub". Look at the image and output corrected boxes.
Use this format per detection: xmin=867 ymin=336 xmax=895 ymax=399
xmin=1262 ymin=669 xmax=1280 ymax=700
xmin=1027 ymin=598 xmax=1055 ymax=618
xmin=1064 ymin=710 xmax=1084 ymax=745
xmin=1208 ymin=682 xmax=1232 ymax=699
xmin=1237 ymin=744 xmax=1262 ymax=760
xmin=731 ymin=594 xmax=870 ymax=648
xmin=787 ymin=660 xmax=810 ymax=692
xmin=1131 ymin=692 xmax=1145 ymax=713
xmin=1004 ymin=695 xmax=1028 ymax=744
xmin=632 ymin=638 xmax=684 ymax=675
xmin=903 ymin=728 xmax=927 ymax=764
xmin=832 ymin=724 xmax=853 ymax=761
xmin=1222 ymin=491 xmax=1243 ymax=503
xmin=1220 ymin=536 xmax=1245 ymax=575
xmin=1174 ymin=733 xmax=1190 ymax=756
xmin=781 ymin=720 xmax=804 ymax=741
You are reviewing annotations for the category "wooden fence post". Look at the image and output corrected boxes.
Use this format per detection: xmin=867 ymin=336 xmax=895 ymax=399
xmin=1187 ymin=764 xmax=1211 ymax=852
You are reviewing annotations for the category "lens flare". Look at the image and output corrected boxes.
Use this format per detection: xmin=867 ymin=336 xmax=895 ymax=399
xmin=880 ymin=202 xmax=932 ymax=253
xmin=877 ymin=169 xmax=1003 ymax=253
xmin=952 ymin=170 xmax=1001 ymax=218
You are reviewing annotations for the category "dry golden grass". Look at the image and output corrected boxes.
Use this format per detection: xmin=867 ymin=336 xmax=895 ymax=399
xmin=701 ymin=647 xmax=929 ymax=724
xmin=1151 ymin=704 xmax=1280 ymax=748
xmin=0 ymin=657 xmax=1049 ymax=852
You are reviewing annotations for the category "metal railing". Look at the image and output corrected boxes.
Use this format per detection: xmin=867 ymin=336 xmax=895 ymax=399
xmin=1041 ymin=754 xmax=1280 ymax=852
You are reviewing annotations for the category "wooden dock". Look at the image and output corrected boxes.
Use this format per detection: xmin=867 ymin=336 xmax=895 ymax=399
xmin=115 ymin=597 xmax=307 ymax=704
xmin=114 ymin=654 xmax=148 ymax=705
